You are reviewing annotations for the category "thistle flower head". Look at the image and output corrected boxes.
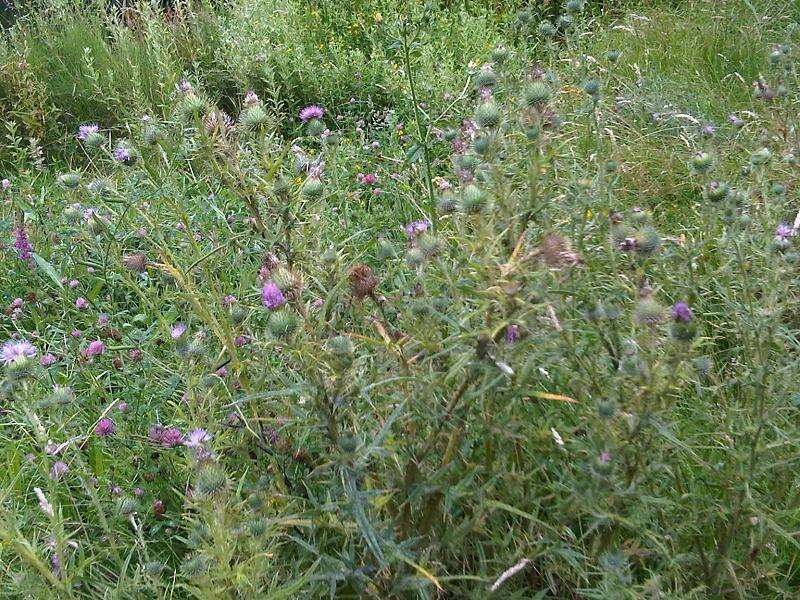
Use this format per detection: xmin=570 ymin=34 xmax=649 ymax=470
xmin=1 ymin=339 xmax=36 ymax=365
xmin=262 ymin=281 xmax=287 ymax=310
xmin=299 ymin=105 xmax=325 ymax=122
xmin=95 ymin=418 xmax=116 ymax=437
xmin=671 ymin=301 xmax=693 ymax=323
xmin=77 ymin=124 xmax=99 ymax=141
xmin=184 ymin=428 xmax=211 ymax=447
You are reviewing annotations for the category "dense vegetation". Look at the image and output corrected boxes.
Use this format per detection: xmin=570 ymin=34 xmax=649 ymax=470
xmin=2 ymin=0 xmax=800 ymax=597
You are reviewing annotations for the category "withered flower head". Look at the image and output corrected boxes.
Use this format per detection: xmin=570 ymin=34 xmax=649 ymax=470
xmin=348 ymin=263 xmax=378 ymax=299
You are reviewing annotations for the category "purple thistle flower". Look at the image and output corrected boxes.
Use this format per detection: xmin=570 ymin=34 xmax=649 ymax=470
xmin=671 ymin=301 xmax=693 ymax=323
xmin=299 ymin=105 xmax=325 ymax=122
xmin=775 ymin=222 xmax=793 ymax=240
xmin=1 ymin=178 xmax=10 ymax=190
xmin=13 ymin=222 xmax=34 ymax=265
xmin=505 ymin=324 xmax=521 ymax=344
xmin=1 ymin=339 xmax=37 ymax=365
xmin=184 ymin=428 xmax=211 ymax=447
xmin=50 ymin=461 xmax=69 ymax=480
xmin=95 ymin=418 xmax=116 ymax=437
xmin=171 ymin=323 xmax=187 ymax=339
xmin=262 ymin=281 xmax=286 ymax=310
xmin=113 ymin=147 xmax=131 ymax=163
xmin=404 ymin=219 xmax=431 ymax=239
xmin=40 ymin=353 xmax=57 ymax=366
xmin=77 ymin=124 xmax=99 ymax=141
xmin=85 ymin=340 xmax=105 ymax=357
xmin=75 ymin=297 xmax=89 ymax=309
xmin=149 ymin=425 xmax=183 ymax=448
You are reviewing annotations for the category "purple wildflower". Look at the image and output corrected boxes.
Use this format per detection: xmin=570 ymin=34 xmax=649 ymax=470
xmin=113 ymin=147 xmax=131 ymax=163
xmin=171 ymin=323 xmax=187 ymax=339
xmin=40 ymin=353 xmax=57 ymax=366
xmin=505 ymin=324 xmax=521 ymax=344
xmin=184 ymin=428 xmax=211 ymax=447
xmin=50 ymin=461 xmax=69 ymax=480
xmin=404 ymin=219 xmax=431 ymax=239
xmin=299 ymin=105 xmax=325 ymax=122
xmin=95 ymin=418 xmax=116 ymax=437
xmin=85 ymin=340 xmax=105 ymax=357
xmin=1 ymin=178 xmax=9 ymax=190
xmin=77 ymin=124 xmax=99 ymax=141
xmin=1 ymin=339 xmax=36 ymax=365
xmin=671 ymin=301 xmax=693 ymax=323
xmin=149 ymin=425 xmax=183 ymax=448
xmin=13 ymin=222 xmax=33 ymax=264
xmin=262 ymin=281 xmax=286 ymax=310
xmin=75 ymin=297 xmax=89 ymax=309
xmin=776 ymin=222 xmax=793 ymax=240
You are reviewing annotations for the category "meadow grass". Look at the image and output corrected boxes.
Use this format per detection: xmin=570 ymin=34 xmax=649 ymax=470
xmin=1 ymin=0 xmax=800 ymax=597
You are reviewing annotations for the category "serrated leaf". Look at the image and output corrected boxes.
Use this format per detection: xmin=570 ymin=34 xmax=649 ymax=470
xmin=32 ymin=253 xmax=63 ymax=289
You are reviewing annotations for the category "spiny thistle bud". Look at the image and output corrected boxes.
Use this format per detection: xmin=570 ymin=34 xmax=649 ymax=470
xmin=538 ymin=19 xmax=557 ymax=37
xmin=181 ymin=555 xmax=212 ymax=577
xmin=87 ymin=178 xmax=113 ymax=197
xmin=301 ymin=177 xmax=325 ymax=199
xmin=582 ymin=78 xmax=601 ymax=98
xmin=143 ymin=562 xmax=164 ymax=577
xmin=377 ymin=238 xmax=397 ymax=260
xmin=240 ymin=104 xmax=270 ymax=129
xmin=268 ymin=310 xmax=299 ymax=338
xmin=634 ymin=297 xmax=665 ymax=326
xmin=690 ymin=151 xmax=714 ymax=174
xmin=458 ymin=184 xmax=488 ymax=214
xmin=193 ymin=463 xmax=228 ymax=498
xmin=474 ymin=68 xmax=498 ymax=89
xmin=473 ymin=134 xmax=493 ymax=155
xmin=670 ymin=301 xmax=697 ymax=342
xmin=57 ymin=172 xmax=81 ymax=189
xmin=629 ymin=209 xmax=652 ymax=226
xmin=306 ymin=118 xmax=327 ymax=137
xmin=326 ymin=335 xmax=355 ymax=370
xmin=750 ymin=147 xmax=772 ymax=166
xmin=417 ymin=233 xmax=442 ymax=257
xmin=557 ymin=14 xmax=574 ymax=30
xmin=633 ymin=226 xmax=661 ymax=255
xmin=524 ymin=81 xmax=552 ymax=107
xmin=565 ymin=0 xmax=585 ymax=13
xmin=491 ymin=45 xmax=509 ymax=64
xmin=771 ymin=182 xmax=787 ymax=197
xmin=339 ymin=435 xmax=358 ymax=453
xmin=705 ymin=181 xmax=730 ymax=202
xmin=64 ymin=204 xmax=82 ymax=223
xmin=347 ymin=263 xmax=378 ymax=299
xmin=270 ymin=266 xmax=303 ymax=298
xmin=85 ymin=131 xmax=106 ymax=149
xmin=48 ymin=385 xmax=74 ymax=405
xmin=437 ymin=190 xmax=457 ymax=213
xmin=524 ymin=124 xmax=541 ymax=141
xmin=123 ymin=253 xmax=148 ymax=273
xmin=321 ymin=247 xmax=339 ymax=266
xmin=143 ymin=122 xmax=165 ymax=146
xmin=175 ymin=93 xmax=209 ymax=120
xmin=247 ymin=518 xmax=268 ymax=537
xmin=474 ymin=102 xmax=502 ymax=128
xmin=405 ymin=246 xmax=426 ymax=267
xmin=605 ymin=49 xmax=622 ymax=63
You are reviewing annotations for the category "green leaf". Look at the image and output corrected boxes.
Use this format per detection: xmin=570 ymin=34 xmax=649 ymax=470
xmin=32 ymin=253 xmax=63 ymax=289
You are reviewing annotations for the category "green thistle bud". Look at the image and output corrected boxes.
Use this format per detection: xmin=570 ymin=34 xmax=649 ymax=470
xmin=455 ymin=155 xmax=480 ymax=171
xmin=48 ymin=385 xmax=74 ymax=405
xmin=306 ymin=118 xmax=326 ymax=137
xmin=473 ymin=134 xmax=493 ymax=155
xmin=557 ymin=14 xmax=574 ymax=30
xmin=605 ymin=50 xmax=622 ymax=63
xmin=405 ymin=246 xmax=426 ymax=267
xmin=181 ymin=554 xmax=212 ymax=577
xmin=443 ymin=128 xmax=458 ymax=142
xmin=300 ymin=178 xmax=324 ymax=199
xmin=240 ymin=104 xmax=270 ymax=129
xmin=524 ymin=125 xmax=541 ymax=141
xmin=377 ymin=238 xmax=397 ymax=260
xmin=634 ymin=226 xmax=661 ymax=255
xmin=597 ymin=399 xmax=617 ymax=420
xmin=271 ymin=266 xmax=303 ymax=296
xmin=230 ymin=306 xmax=248 ymax=325
xmin=57 ymin=172 xmax=81 ymax=189
xmin=194 ymin=463 xmax=228 ymax=498
xmin=690 ymin=151 xmax=714 ymax=174
xmin=87 ymin=178 xmax=113 ymax=198
xmin=523 ymin=81 xmax=552 ymax=107
xmin=339 ymin=435 xmax=358 ymax=453
xmin=538 ymin=20 xmax=557 ymax=37
xmin=326 ymin=335 xmax=355 ymax=370
xmin=611 ymin=222 xmax=636 ymax=246
xmin=705 ymin=181 xmax=730 ymax=202
xmin=634 ymin=297 xmax=665 ymax=326
xmin=63 ymin=205 xmax=82 ymax=223
xmin=750 ymin=147 xmax=771 ymax=166
xmin=143 ymin=562 xmax=164 ymax=577
xmin=247 ymin=517 xmax=268 ymax=537
xmin=771 ymin=182 xmax=787 ymax=196
xmin=565 ymin=0 xmax=585 ymax=13
xmin=474 ymin=102 xmax=502 ymax=128
xmin=437 ymin=191 xmax=457 ymax=213
xmin=490 ymin=46 xmax=509 ymax=64
xmin=268 ymin=311 xmax=299 ymax=338
xmin=670 ymin=321 xmax=697 ymax=342
xmin=143 ymin=123 xmax=164 ymax=146
xmin=474 ymin=69 xmax=498 ymax=89
xmin=6 ymin=356 xmax=34 ymax=380
xmin=629 ymin=210 xmax=652 ymax=226
xmin=582 ymin=78 xmax=601 ymax=98
xmin=459 ymin=184 xmax=488 ymax=214
xmin=176 ymin=93 xmax=209 ymax=121
xmin=417 ymin=233 xmax=442 ymax=257
xmin=321 ymin=247 xmax=339 ymax=266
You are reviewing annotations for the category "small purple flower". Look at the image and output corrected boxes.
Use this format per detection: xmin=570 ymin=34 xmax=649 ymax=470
xmin=97 ymin=313 xmax=110 ymax=327
xmin=244 ymin=90 xmax=260 ymax=106
xmin=75 ymin=297 xmax=89 ymax=309
xmin=85 ymin=340 xmax=105 ymax=357
xmin=95 ymin=418 xmax=116 ymax=437
xmin=149 ymin=425 xmax=183 ymax=448
xmin=13 ymin=222 xmax=34 ymax=264
xmin=671 ymin=301 xmax=693 ymax=323
xmin=599 ymin=451 xmax=612 ymax=464
xmin=1 ymin=178 xmax=10 ymax=190
xmin=184 ymin=428 xmax=211 ymax=447
xmin=299 ymin=105 xmax=325 ymax=122
xmin=1 ymin=339 xmax=37 ymax=365
xmin=262 ymin=281 xmax=286 ymax=310
xmin=117 ymin=402 xmax=128 ymax=412
xmin=776 ymin=222 xmax=793 ymax=240
xmin=171 ymin=323 xmax=187 ymax=339
xmin=113 ymin=146 xmax=131 ymax=163
xmin=50 ymin=461 xmax=69 ymax=480
xmin=77 ymin=124 xmax=99 ymax=141
xmin=404 ymin=219 xmax=431 ymax=239
xmin=221 ymin=294 xmax=237 ymax=306
xmin=40 ymin=353 xmax=57 ymax=366
xmin=701 ymin=123 xmax=716 ymax=137
xmin=215 ymin=366 xmax=228 ymax=377
xmin=71 ymin=330 xmax=83 ymax=339
xmin=178 ymin=79 xmax=193 ymax=93
xmin=505 ymin=324 xmax=521 ymax=344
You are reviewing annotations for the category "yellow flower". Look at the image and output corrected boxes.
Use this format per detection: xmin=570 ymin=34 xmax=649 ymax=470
xmin=374 ymin=12 xmax=383 ymax=23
